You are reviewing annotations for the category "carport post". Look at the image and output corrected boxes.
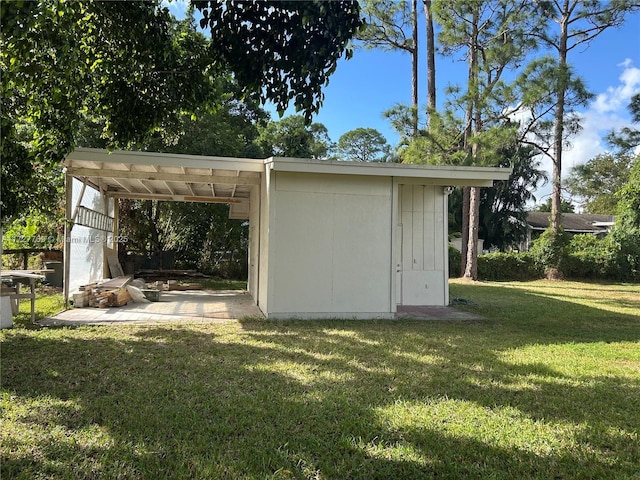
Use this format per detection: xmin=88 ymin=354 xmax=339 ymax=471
xmin=111 ymin=195 xmax=119 ymax=252
xmin=63 ymin=173 xmax=73 ymax=306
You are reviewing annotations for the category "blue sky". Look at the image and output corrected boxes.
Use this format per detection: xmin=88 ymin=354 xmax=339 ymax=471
xmin=166 ymin=1 xmax=640 ymax=202
xmin=305 ymin=11 xmax=640 ymax=202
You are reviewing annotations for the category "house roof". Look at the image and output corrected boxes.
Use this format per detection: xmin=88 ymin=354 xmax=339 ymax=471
xmin=526 ymin=212 xmax=615 ymax=233
xmin=65 ymin=148 xmax=513 ymax=219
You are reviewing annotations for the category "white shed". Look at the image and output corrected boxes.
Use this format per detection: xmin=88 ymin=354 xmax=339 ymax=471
xmin=64 ymin=148 xmax=510 ymax=319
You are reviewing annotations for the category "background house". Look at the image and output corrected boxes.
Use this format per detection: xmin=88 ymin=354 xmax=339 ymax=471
xmin=522 ymin=212 xmax=615 ymax=250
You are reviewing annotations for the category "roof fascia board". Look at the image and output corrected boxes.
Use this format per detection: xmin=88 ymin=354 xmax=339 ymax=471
xmin=66 ymin=148 xmax=265 ymax=172
xmin=265 ymin=156 xmax=511 ymax=182
xmin=392 ymin=177 xmax=495 ymax=187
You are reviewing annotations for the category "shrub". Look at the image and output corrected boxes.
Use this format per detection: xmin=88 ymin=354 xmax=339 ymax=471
xmin=529 ymin=227 xmax=570 ymax=279
xmin=477 ymin=251 xmax=542 ymax=281
xmin=563 ymin=251 xmax=606 ymax=279
xmin=563 ymin=234 xmax=612 ymax=279
xmin=448 ymin=244 xmax=461 ymax=278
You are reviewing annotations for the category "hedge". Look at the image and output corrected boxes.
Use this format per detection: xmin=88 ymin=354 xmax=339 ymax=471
xmin=477 ymin=252 xmax=543 ymax=281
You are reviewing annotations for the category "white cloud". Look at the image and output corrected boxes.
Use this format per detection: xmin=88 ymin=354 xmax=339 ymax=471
xmin=618 ymin=58 xmax=633 ymax=68
xmin=593 ymin=60 xmax=640 ymax=114
xmin=563 ymin=61 xmax=639 ymax=172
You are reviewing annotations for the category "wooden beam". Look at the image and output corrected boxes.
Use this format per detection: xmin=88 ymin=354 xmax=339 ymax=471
xmin=112 ymin=178 xmax=133 ymax=193
xmin=108 ymin=192 xmax=248 ymax=204
xmin=67 ymin=167 xmax=260 ymax=186
xmin=137 ymin=179 xmax=155 ymax=194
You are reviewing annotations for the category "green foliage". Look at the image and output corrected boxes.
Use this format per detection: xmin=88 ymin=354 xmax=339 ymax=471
xmin=566 ymin=152 xmax=635 ymax=214
xmin=357 ymin=0 xmax=416 ymax=53
xmin=477 ymin=252 xmax=542 ymax=281
xmin=535 ymin=198 xmax=575 ymax=213
xmin=118 ymin=199 xmax=248 ymax=279
xmin=2 ymin=210 xmax=64 ymax=250
xmin=258 ymin=115 xmax=333 ymax=158
xmin=139 ymin=83 xmax=269 ymax=159
xmin=1 ymin=1 xmax=361 ymax=219
xmin=1 ymin=2 xmax=218 ymax=219
xmin=608 ymin=158 xmax=640 ymax=280
xmin=0 ymin=121 xmax=64 ymax=222
xmin=396 ymin=109 xmax=467 ymax=165
xmin=562 ymin=234 xmax=612 ymax=279
xmin=608 ymin=92 xmax=640 ymax=152
xmin=479 ymin=145 xmax=548 ymax=251
xmin=448 ymin=244 xmax=461 ymax=277
xmin=195 ymin=0 xmax=362 ymax=121
xmin=111 ymin=82 xmax=268 ymax=279
xmin=529 ymin=227 xmax=571 ymax=277
xmin=334 ymin=128 xmax=391 ymax=162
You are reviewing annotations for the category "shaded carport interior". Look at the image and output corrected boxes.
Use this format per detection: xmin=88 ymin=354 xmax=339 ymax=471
xmin=61 ymin=148 xmax=265 ymax=320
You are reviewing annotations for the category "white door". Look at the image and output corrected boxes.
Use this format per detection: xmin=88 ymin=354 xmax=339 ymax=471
xmin=397 ymin=184 xmax=446 ymax=306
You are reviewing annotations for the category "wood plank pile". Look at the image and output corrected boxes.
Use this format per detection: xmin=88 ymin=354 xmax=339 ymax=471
xmin=74 ymin=276 xmax=133 ymax=308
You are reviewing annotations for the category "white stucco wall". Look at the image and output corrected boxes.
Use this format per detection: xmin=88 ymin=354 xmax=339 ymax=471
xmin=265 ymin=171 xmax=393 ymax=319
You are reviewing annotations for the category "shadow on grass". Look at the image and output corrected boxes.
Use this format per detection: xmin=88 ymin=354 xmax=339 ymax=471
xmin=3 ymin=292 xmax=639 ymax=480
xmin=448 ymin=281 xmax=640 ymax=345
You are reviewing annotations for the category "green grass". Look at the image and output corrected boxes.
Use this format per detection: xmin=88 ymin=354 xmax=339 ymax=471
xmin=9 ymin=289 xmax=65 ymax=329
xmin=195 ymin=277 xmax=247 ymax=291
xmin=1 ymin=280 xmax=639 ymax=479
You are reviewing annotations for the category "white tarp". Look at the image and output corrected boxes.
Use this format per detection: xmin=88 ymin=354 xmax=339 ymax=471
xmin=67 ymin=178 xmax=115 ymax=294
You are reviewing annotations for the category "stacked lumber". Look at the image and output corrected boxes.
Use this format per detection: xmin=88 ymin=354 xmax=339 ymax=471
xmin=75 ymin=276 xmax=134 ymax=308
xmin=94 ymin=287 xmax=133 ymax=308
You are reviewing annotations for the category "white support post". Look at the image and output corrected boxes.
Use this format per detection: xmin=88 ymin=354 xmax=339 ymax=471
xmin=443 ymin=186 xmax=453 ymax=306
xmin=63 ymin=174 xmax=73 ymax=306
xmin=389 ymin=178 xmax=399 ymax=313
xmin=111 ymin=196 xmax=119 ymax=251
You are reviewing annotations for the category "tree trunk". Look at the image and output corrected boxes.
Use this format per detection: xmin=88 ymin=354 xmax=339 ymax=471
xmin=461 ymin=6 xmax=479 ymax=278
xmin=551 ymin=6 xmax=569 ymax=234
xmin=424 ymin=0 xmax=436 ymax=130
xmin=464 ymin=186 xmax=480 ymax=280
xmin=411 ymin=0 xmax=419 ymax=136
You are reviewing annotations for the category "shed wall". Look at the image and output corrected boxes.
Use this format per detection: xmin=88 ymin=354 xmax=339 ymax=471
xmin=266 ymin=171 xmax=393 ymax=319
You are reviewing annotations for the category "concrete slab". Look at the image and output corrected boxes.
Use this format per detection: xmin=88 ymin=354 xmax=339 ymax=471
xmin=39 ymin=290 xmax=263 ymax=326
xmin=396 ymin=305 xmax=484 ymax=321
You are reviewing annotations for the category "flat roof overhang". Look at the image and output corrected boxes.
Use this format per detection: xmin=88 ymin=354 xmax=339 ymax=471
xmin=64 ymin=149 xmax=513 ymax=216
xmin=266 ymin=156 xmax=512 ymax=187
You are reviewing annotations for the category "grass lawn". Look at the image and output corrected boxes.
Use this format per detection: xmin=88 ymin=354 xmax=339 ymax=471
xmin=1 ymin=279 xmax=639 ymax=479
